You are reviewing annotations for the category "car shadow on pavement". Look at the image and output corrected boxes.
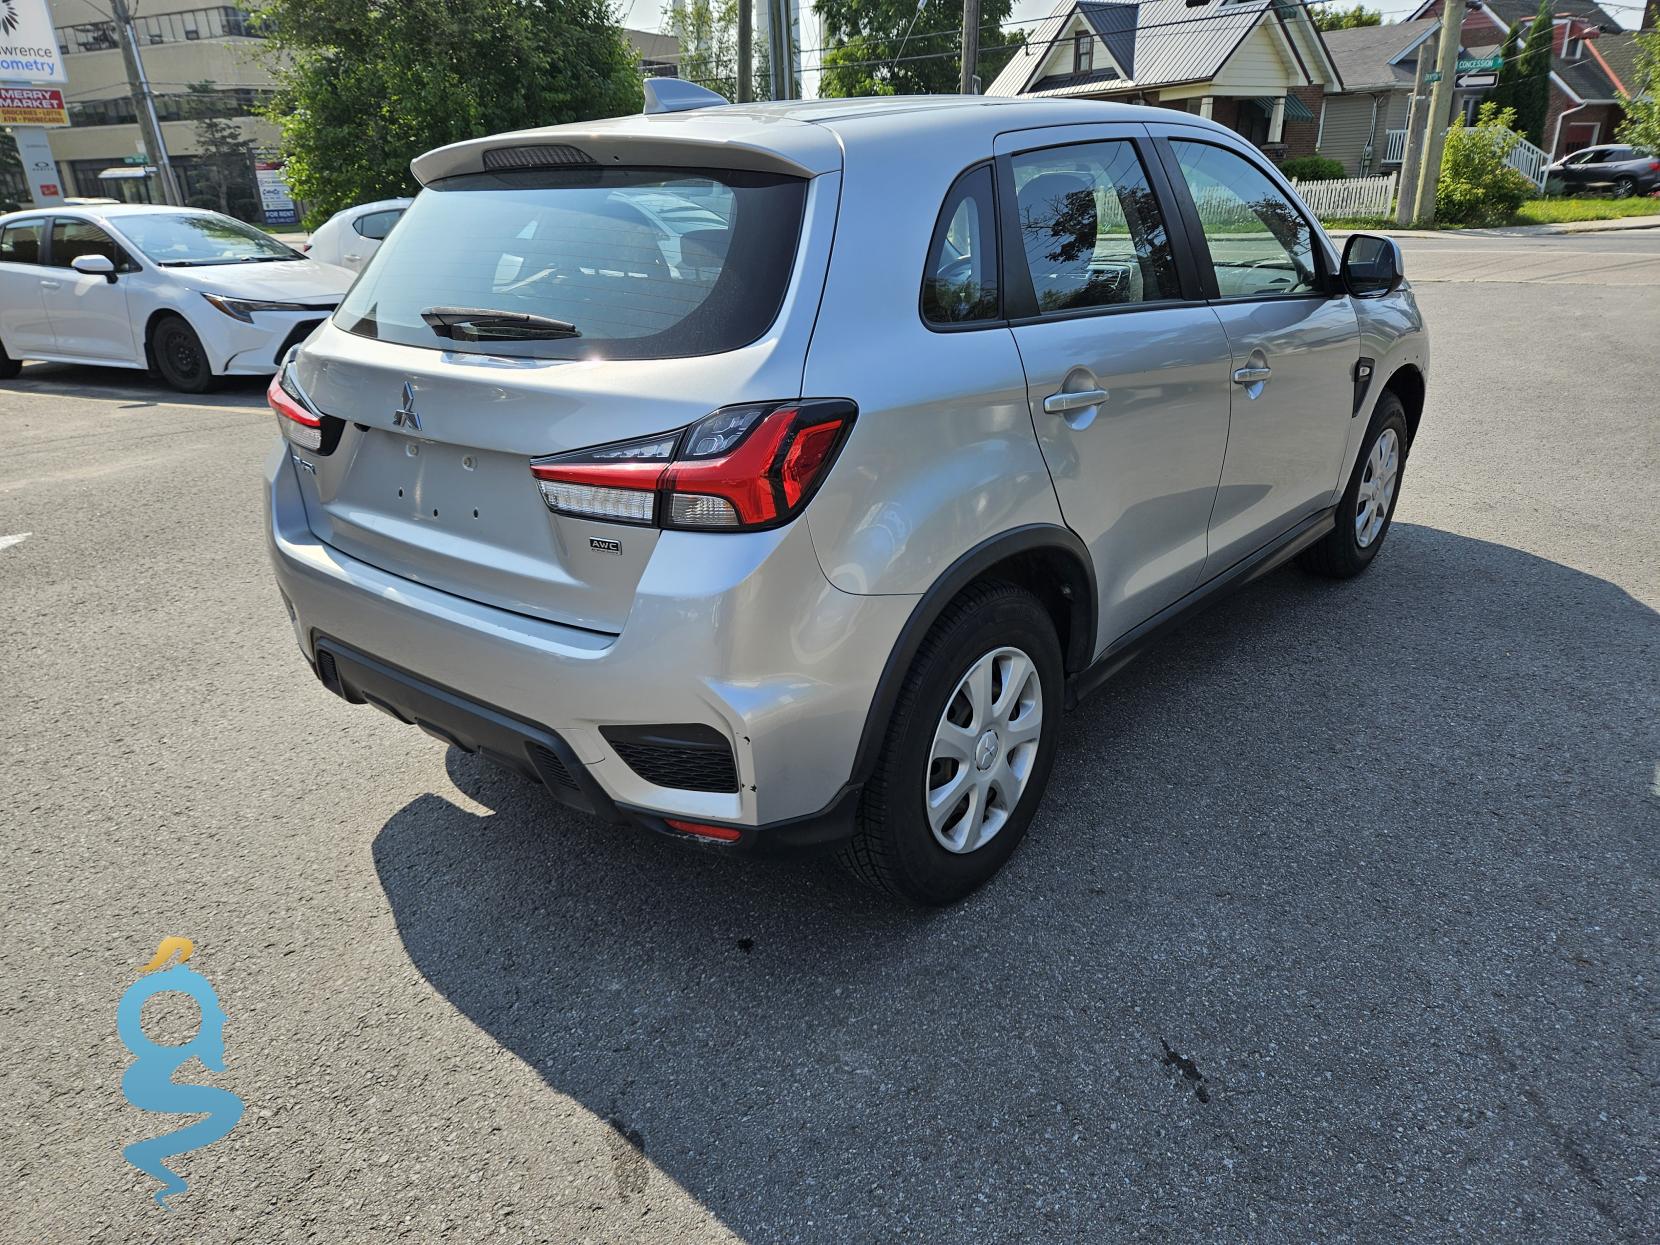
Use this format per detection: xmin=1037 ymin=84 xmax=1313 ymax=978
xmin=5 ymin=361 xmax=270 ymax=408
xmin=371 ymin=523 xmax=1659 ymax=1241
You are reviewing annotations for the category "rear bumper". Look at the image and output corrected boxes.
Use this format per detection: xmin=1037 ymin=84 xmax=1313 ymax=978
xmin=265 ymin=443 xmax=914 ymax=832
xmin=312 ymin=636 xmax=860 ymax=857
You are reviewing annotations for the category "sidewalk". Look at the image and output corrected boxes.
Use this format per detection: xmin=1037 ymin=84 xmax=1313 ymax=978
xmin=1336 ymin=214 xmax=1660 ymax=240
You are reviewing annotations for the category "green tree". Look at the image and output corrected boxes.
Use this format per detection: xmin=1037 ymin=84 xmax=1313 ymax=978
xmin=1480 ymin=22 xmax=1523 ymax=119
xmin=815 ymin=0 xmax=1021 ymax=97
xmin=187 ymin=82 xmax=259 ymax=220
xmin=1436 ymin=101 xmax=1536 ymax=225
xmin=1310 ymin=4 xmax=1382 ymax=32
xmin=661 ymin=0 xmax=769 ymax=100
xmin=0 ymin=131 xmax=25 ymax=213
xmin=1513 ymin=0 xmax=1554 ymax=147
xmin=260 ymin=0 xmax=643 ymax=226
xmin=1615 ymin=30 xmax=1660 ymax=154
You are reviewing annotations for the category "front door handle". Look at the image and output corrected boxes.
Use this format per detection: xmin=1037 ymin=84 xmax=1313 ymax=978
xmin=39 ymin=279 xmax=61 ymax=290
xmin=1043 ymin=388 xmax=1109 ymax=414
xmin=1232 ymin=365 xmax=1272 ymax=385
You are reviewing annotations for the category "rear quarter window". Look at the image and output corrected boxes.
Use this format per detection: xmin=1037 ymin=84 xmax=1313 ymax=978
xmin=334 ymin=167 xmax=808 ymax=360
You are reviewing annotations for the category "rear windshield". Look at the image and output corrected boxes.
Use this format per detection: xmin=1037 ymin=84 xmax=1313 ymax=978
xmin=333 ymin=166 xmax=808 ymax=360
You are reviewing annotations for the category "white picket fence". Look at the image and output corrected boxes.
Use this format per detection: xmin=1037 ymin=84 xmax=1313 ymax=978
xmin=1288 ymin=173 xmax=1398 ymax=220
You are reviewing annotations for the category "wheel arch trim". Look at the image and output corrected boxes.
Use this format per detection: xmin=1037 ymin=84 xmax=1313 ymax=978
xmin=846 ymin=523 xmax=1095 ymax=788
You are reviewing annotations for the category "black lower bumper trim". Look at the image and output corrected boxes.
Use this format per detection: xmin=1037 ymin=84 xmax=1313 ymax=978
xmin=309 ymin=635 xmax=858 ymax=858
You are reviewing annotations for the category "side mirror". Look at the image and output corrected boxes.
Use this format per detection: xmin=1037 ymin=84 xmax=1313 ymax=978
xmin=71 ymin=253 xmax=117 ymax=283
xmin=1340 ymin=233 xmax=1403 ymax=299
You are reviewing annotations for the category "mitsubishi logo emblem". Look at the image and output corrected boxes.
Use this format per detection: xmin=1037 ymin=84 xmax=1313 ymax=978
xmin=392 ymin=381 xmax=421 ymax=431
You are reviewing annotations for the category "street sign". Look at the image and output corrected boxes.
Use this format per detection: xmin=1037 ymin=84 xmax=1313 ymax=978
xmin=0 ymin=0 xmax=67 ymax=85
xmin=1456 ymin=72 xmax=1498 ymax=89
xmin=1456 ymin=55 xmax=1504 ymax=72
xmin=1425 ymin=72 xmax=1441 ymax=83
xmin=0 ymin=84 xmax=66 ymax=125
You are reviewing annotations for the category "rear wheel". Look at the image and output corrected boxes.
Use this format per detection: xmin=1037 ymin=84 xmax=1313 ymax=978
xmin=151 ymin=315 xmax=217 ymax=393
xmin=1613 ymin=175 xmax=1638 ymax=199
xmin=0 ymin=337 xmax=20 ymax=380
xmin=1298 ymin=392 xmax=1408 ymax=579
xmin=841 ymin=581 xmax=1062 ymax=905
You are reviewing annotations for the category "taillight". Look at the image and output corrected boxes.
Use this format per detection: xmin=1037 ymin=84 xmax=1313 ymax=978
xmin=529 ymin=400 xmax=855 ymax=531
xmin=268 ymin=366 xmax=341 ymax=454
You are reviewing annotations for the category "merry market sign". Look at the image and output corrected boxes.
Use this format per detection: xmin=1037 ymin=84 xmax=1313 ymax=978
xmin=0 ymin=0 xmax=67 ymax=85
xmin=0 ymin=84 xmax=65 ymax=124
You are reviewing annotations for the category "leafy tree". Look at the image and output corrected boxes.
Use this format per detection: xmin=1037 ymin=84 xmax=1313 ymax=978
xmin=662 ymin=0 xmax=769 ymax=100
xmin=187 ymin=82 xmax=259 ymax=220
xmin=1514 ymin=0 xmax=1554 ymax=147
xmin=260 ymin=0 xmax=643 ymax=226
xmin=815 ymin=0 xmax=1021 ymax=97
xmin=0 ymin=131 xmax=24 ymax=213
xmin=1615 ymin=30 xmax=1660 ymax=154
xmin=1310 ymin=4 xmax=1382 ymax=32
xmin=1436 ymin=101 xmax=1536 ymax=225
xmin=1481 ymin=23 xmax=1524 ymax=120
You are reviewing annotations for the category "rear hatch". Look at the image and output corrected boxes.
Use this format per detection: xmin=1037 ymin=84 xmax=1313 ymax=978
xmin=286 ymin=155 xmax=831 ymax=635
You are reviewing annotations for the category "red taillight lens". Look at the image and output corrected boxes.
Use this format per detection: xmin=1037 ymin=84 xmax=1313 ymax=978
xmin=529 ymin=400 xmax=855 ymax=532
xmin=268 ymin=369 xmax=322 ymax=451
xmin=664 ymin=818 xmax=743 ymax=843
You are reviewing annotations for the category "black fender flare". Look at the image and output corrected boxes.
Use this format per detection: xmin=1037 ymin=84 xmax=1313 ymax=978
xmin=846 ymin=524 xmax=1095 ymax=788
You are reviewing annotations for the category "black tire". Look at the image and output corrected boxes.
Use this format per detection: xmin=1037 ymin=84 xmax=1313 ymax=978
xmin=840 ymin=581 xmax=1063 ymax=905
xmin=150 ymin=315 xmax=218 ymax=393
xmin=1613 ymin=176 xmax=1637 ymax=199
xmin=1298 ymin=391 xmax=1409 ymax=579
xmin=0 ymin=338 xmax=20 ymax=380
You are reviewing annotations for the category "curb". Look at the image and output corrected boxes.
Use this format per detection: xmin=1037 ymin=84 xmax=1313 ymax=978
xmin=1332 ymin=214 xmax=1660 ymax=240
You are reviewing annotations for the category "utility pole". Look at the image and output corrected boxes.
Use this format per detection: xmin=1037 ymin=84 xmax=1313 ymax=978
xmin=110 ymin=0 xmax=183 ymax=205
xmin=1412 ymin=3 xmax=1463 ymax=227
xmin=959 ymin=0 xmax=981 ymax=94
xmin=1394 ymin=28 xmax=1432 ymax=226
xmin=767 ymin=0 xmax=793 ymax=100
xmin=737 ymin=0 xmax=753 ymax=102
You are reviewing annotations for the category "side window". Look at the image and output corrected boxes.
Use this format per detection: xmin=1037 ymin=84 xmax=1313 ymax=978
xmin=1011 ymin=140 xmax=1181 ymax=314
xmin=0 ymin=219 xmax=45 ymax=265
xmin=1170 ymin=140 xmax=1318 ymax=298
xmin=49 ymin=219 xmax=127 ymax=269
xmin=921 ymin=164 xmax=1000 ymax=326
xmin=353 ymin=209 xmax=403 ymax=241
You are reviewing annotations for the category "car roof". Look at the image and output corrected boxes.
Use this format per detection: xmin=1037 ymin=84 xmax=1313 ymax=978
xmin=413 ymin=96 xmax=1237 ymax=184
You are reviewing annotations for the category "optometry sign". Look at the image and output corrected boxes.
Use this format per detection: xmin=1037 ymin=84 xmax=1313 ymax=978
xmin=0 ymin=0 xmax=67 ymax=84
xmin=0 ymin=84 xmax=66 ymax=125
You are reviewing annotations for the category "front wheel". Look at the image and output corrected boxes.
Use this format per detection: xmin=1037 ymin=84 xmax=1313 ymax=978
xmin=151 ymin=315 xmax=218 ymax=394
xmin=1298 ymin=392 xmax=1408 ymax=579
xmin=841 ymin=582 xmax=1062 ymax=905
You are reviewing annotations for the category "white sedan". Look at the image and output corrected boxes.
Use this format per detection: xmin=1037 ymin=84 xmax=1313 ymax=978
xmin=0 ymin=204 xmax=354 ymax=393
xmin=302 ymin=197 xmax=412 ymax=272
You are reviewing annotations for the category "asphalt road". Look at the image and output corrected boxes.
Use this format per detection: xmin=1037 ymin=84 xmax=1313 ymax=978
xmin=1 ymin=231 xmax=1656 ymax=1244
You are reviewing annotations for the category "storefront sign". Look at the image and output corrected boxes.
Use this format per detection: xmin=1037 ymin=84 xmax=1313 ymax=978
xmin=0 ymin=0 xmax=68 ymax=84
xmin=0 ymin=84 xmax=66 ymax=125
xmin=11 ymin=123 xmax=62 ymax=204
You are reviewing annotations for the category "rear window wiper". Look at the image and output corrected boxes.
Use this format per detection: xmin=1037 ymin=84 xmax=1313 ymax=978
xmin=420 ymin=306 xmax=581 ymax=341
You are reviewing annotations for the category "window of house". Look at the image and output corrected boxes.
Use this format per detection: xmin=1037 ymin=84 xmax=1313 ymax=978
xmin=1074 ymin=32 xmax=1093 ymax=75
xmin=1011 ymin=140 xmax=1181 ymax=313
xmin=921 ymin=164 xmax=1000 ymax=325
xmin=1170 ymin=140 xmax=1319 ymax=298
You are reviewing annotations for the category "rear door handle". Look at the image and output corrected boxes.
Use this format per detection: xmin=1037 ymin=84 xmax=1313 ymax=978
xmin=1042 ymin=388 xmax=1109 ymax=414
xmin=1232 ymin=366 xmax=1271 ymax=385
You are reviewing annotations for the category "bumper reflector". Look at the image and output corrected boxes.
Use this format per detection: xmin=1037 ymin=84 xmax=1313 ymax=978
xmin=664 ymin=819 xmax=743 ymax=843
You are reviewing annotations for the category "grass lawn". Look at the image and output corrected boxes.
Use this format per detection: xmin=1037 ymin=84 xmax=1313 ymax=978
xmin=1511 ymin=196 xmax=1660 ymax=224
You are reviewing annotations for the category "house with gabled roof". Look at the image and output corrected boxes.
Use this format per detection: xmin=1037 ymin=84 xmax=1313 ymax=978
xmin=984 ymin=0 xmax=1342 ymax=162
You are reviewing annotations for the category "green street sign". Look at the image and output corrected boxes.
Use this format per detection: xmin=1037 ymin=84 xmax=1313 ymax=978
xmin=1456 ymin=56 xmax=1503 ymax=71
xmin=1425 ymin=71 xmax=1441 ymax=82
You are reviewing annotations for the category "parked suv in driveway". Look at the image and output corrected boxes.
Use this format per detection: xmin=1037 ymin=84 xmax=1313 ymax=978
xmin=265 ymin=90 xmax=1428 ymax=904
xmin=1546 ymin=144 xmax=1660 ymax=197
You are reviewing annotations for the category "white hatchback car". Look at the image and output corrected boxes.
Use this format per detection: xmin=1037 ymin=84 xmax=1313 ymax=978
xmin=0 ymin=204 xmax=354 ymax=392
xmin=302 ymin=198 xmax=412 ymax=272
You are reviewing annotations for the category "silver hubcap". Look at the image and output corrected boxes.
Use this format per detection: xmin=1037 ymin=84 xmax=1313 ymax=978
xmin=1355 ymin=428 xmax=1400 ymax=549
xmin=927 ymin=646 xmax=1043 ymax=854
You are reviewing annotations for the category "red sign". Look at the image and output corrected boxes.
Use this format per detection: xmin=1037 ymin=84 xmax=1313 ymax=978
xmin=0 ymin=86 xmax=68 ymax=127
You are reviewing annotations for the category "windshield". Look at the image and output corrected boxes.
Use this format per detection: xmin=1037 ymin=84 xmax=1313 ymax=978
xmin=117 ymin=213 xmax=301 ymax=266
xmin=333 ymin=166 xmax=808 ymax=360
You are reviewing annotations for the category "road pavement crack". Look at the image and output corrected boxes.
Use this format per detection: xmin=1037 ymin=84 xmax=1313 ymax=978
xmin=1160 ymin=1039 xmax=1211 ymax=1104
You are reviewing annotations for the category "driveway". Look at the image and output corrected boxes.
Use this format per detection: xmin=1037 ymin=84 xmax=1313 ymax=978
xmin=0 ymin=231 xmax=1655 ymax=1244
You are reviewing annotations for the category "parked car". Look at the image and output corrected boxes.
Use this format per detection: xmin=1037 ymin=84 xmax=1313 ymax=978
xmin=265 ymin=89 xmax=1428 ymax=904
xmin=0 ymin=205 xmax=353 ymax=392
xmin=1545 ymin=144 xmax=1660 ymax=197
xmin=303 ymin=198 xmax=413 ymax=272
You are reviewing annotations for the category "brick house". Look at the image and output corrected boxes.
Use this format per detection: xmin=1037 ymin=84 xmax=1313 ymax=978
xmin=984 ymin=0 xmax=1341 ymax=164
xmin=1407 ymin=0 xmax=1639 ymax=157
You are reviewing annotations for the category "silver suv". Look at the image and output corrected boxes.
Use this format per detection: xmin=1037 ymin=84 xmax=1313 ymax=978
xmin=265 ymin=93 xmax=1427 ymax=904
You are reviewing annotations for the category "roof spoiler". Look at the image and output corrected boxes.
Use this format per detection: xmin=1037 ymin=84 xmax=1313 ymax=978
xmin=642 ymin=79 xmax=729 ymax=115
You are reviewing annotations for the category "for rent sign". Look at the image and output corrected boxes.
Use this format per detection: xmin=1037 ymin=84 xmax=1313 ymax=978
xmin=0 ymin=84 xmax=66 ymax=125
xmin=0 ymin=0 xmax=67 ymax=84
